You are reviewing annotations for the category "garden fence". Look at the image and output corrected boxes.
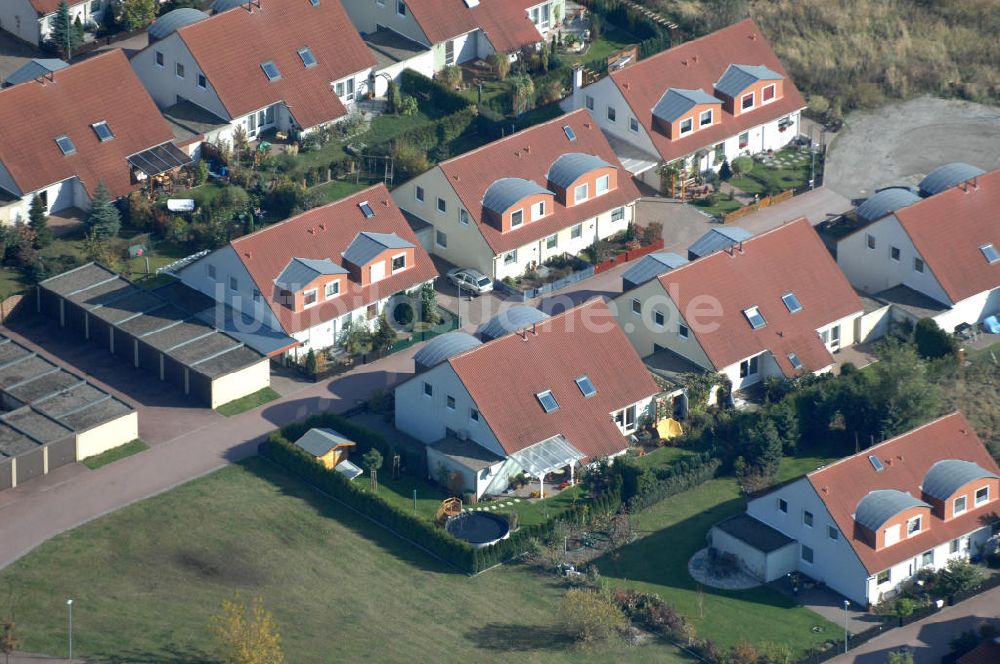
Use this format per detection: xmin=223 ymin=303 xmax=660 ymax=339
xmin=593 ymin=239 xmax=665 ymax=274
xmin=495 ymin=266 xmax=596 ymax=301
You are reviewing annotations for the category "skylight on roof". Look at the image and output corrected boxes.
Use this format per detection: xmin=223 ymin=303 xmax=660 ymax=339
xmin=869 ymin=455 xmax=884 ymax=472
xmin=787 ymin=352 xmax=803 ymax=371
xmin=981 ymin=243 xmax=1000 ymax=264
xmin=298 ymin=47 xmax=317 ymax=68
xmin=309 ymin=0 xmax=319 ymax=5
xmin=91 ymin=121 xmax=114 ymax=142
xmin=261 ymin=61 xmax=281 ymax=81
xmin=575 ymin=375 xmax=596 ymax=398
xmin=781 ymin=292 xmax=802 ymax=313
xmin=536 ymin=390 xmax=559 ymax=413
xmin=463 ymin=0 xmax=480 ymax=6
xmin=359 ymin=201 xmax=374 ymax=218
xmin=743 ymin=306 xmax=766 ymax=329
xmin=563 ymin=125 xmax=576 ymax=142
xmin=55 ymin=135 xmax=76 ymax=156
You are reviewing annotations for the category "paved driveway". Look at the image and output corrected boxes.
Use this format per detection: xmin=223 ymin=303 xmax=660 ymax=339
xmin=825 ymin=97 xmax=1000 ymax=199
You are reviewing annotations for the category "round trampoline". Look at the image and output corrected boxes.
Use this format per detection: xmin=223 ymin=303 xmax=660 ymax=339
xmin=445 ymin=511 xmax=511 ymax=548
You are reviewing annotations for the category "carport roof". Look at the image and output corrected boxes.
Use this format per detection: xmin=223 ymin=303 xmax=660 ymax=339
xmin=715 ymin=513 xmax=795 ymax=553
xmin=39 ymin=263 xmax=268 ymax=381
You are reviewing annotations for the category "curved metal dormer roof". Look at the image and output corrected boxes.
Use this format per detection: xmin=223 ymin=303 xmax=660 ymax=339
xmin=413 ymin=332 xmax=482 ymax=370
xmin=855 ymin=489 xmax=929 ymax=532
xmin=149 ymin=8 xmax=209 ymax=41
xmin=482 ymin=178 xmax=552 ymax=214
xmin=546 ymin=152 xmax=614 ymax=189
xmin=477 ymin=306 xmax=549 ymax=341
xmin=922 ymin=459 xmax=999 ymax=501
xmin=855 ymin=187 xmax=920 ymax=224
xmin=211 ymin=0 xmax=246 ymax=13
xmin=919 ymin=163 xmax=986 ymax=197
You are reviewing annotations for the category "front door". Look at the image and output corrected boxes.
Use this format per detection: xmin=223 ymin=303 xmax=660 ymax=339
xmin=821 ymin=325 xmax=841 ymax=351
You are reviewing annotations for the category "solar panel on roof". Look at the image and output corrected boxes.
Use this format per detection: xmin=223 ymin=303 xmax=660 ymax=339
xmin=261 ymin=61 xmax=281 ymax=81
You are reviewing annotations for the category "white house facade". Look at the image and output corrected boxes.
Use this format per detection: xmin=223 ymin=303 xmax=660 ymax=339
xmin=1 ymin=0 xmax=109 ymax=46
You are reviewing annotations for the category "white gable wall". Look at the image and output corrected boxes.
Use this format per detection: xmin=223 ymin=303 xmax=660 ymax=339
xmin=131 ymin=33 xmax=231 ymax=119
xmin=341 ymin=0 xmax=430 ymax=46
xmin=179 ymin=245 xmax=281 ymax=332
xmin=747 ymin=478 xmax=872 ymax=606
xmin=394 ymin=361 xmax=507 ymax=458
xmin=0 ymin=0 xmax=40 ymax=45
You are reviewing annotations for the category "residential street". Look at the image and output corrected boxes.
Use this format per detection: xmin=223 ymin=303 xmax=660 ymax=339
xmin=828 ymin=585 xmax=1000 ymax=664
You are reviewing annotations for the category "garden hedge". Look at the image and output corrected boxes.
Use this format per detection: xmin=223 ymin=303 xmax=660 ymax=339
xmin=399 ymin=69 xmax=471 ymax=115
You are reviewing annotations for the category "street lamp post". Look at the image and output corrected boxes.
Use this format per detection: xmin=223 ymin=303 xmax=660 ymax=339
xmin=456 ymin=280 xmax=462 ymax=327
xmin=66 ymin=598 xmax=73 ymax=662
xmin=843 ymin=599 xmax=850 ymax=654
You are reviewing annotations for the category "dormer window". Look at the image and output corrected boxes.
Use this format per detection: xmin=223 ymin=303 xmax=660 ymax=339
xmin=325 ymin=281 xmax=340 ymax=298
xmin=679 ymin=118 xmax=693 ymax=135
xmin=92 ymin=121 xmax=113 ymax=142
xmin=574 ymin=183 xmax=588 ymax=203
xmin=511 ymin=210 xmax=523 ymax=227
xmin=532 ymin=201 xmax=545 ymax=220
xmin=741 ymin=92 xmax=754 ymax=110
xmin=303 ymin=289 xmax=318 ymax=307
xmin=781 ymin=292 xmax=802 ymax=313
xmin=298 ymin=47 xmax=317 ymax=68
xmin=762 ymin=84 xmax=775 ymax=102
xmin=699 ymin=109 xmax=713 ymax=127
xmin=55 ymin=135 xmax=76 ymax=156
xmin=953 ymin=495 xmax=967 ymax=515
xmin=391 ymin=254 xmax=406 ymax=272
xmin=976 ymin=486 xmax=990 ymax=505
xmin=743 ymin=306 xmax=766 ymax=329
xmin=906 ymin=515 xmax=922 ymax=537
xmin=536 ymin=390 xmax=559 ymax=413
xmin=261 ymin=61 xmax=281 ymax=81
xmin=981 ymin=243 xmax=1000 ymax=264
xmin=596 ymin=175 xmax=610 ymax=195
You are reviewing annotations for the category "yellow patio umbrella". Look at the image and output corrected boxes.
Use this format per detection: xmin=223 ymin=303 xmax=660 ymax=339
xmin=656 ymin=418 xmax=683 ymax=440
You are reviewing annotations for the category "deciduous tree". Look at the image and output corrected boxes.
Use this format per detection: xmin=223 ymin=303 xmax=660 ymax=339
xmin=559 ymin=588 xmax=627 ymax=646
xmin=210 ymin=594 xmax=284 ymax=664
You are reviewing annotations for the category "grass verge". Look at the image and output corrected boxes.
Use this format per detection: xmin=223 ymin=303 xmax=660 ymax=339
xmin=81 ymin=439 xmax=149 ymax=470
xmin=0 ymin=458 xmax=689 ymax=663
xmin=215 ymin=387 xmax=281 ymax=417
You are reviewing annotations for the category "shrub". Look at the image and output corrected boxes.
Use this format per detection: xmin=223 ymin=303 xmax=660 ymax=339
xmin=488 ymin=52 xmax=511 ymax=81
xmin=399 ymin=69 xmax=469 ymax=114
xmin=398 ymin=95 xmax=418 ymax=116
xmin=393 ymin=301 xmax=415 ymax=326
xmin=560 ymin=589 xmax=627 ymax=646
xmin=731 ymin=156 xmax=754 ymax=176
xmin=719 ymin=159 xmax=732 ymax=181
xmin=438 ymin=65 xmax=462 ymax=90
xmin=914 ymin=318 xmax=957 ymax=359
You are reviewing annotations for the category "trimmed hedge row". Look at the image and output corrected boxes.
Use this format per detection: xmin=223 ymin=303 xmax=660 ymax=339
xmin=617 ymin=451 xmax=723 ymax=512
xmin=260 ymin=431 xmax=478 ymax=571
xmin=399 ymin=69 xmax=470 ymax=115
xmin=391 ymin=107 xmax=479 ymax=151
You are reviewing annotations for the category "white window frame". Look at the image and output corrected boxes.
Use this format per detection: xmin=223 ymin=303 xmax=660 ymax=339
xmin=435 ymin=230 xmax=447 ymax=248
xmin=975 ymin=485 xmax=990 ymax=506
xmin=175 ymin=62 xmax=185 ymax=79
xmin=741 ymin=92 xmax=754 ymax=110
xmin=503 ymin=250 xmax=517 ymax=265
xmin=679 ymin=117 xmax=693 ymax=135
xmin=778 ymin=498 xmax=788 ymax=513
xmin=459 ymin=209 xmax=470 ymax=225
xmin=545 ymin=234 xmax=557 ymax=249
xmin=415 ymin=186 xmax=424 ymax=203
xmin=914 ymin=257 xmax=924 ymax=273
xmin=606 ymin=105 xmax=616 ymax=123
xmin=155 ymin=51 xmax=164 ymax=68
xmin=570 ymin=223 xmax=582 ymax=239
xmin=423 ymin=381 xmax=433 ymax=397
xmin=611 ymin=207 xmax=625 ymax=222
xmin=470 ymin=408 xmax=479 ymax=422
xmin=511 ymin=209 xmax=524 ymax=227
xmin=762 ymin=84 xmax=776 ymax=103
xmin=906 ymin=515 xmax=922 ymax=537
xmin=699 ymin=108 xmax=713 ymax=127
xmin=397 ymin=0 xmax=406 ymax=16
xmin=197 ymin=73 xmax=207 ymax=89
xmin=631 ymin=298 xmax=641 ymax=316
xmin=532 ymin=200 xmax=545 ymax=220
xmin=629 ymin=117 xmax=639 ymax=133
xmin=229 ymin=276 xmax=238 ymax=292
xmin=653 ymin=309 xmax=665 ymax=327
xmin=437 ymin=197 xmax=447 ymax=215
xmin=325 ymin=281 xmax=340 ymax=298
xmin=890 ymin=246 xmax=901 ymax=262
xmin=391 ymin=253 xmax=407 ymax=273
xmin=953 ymin=495 xmax=967 ymax=516
xmin=574 ymin=183 xmax=588 ymax=204
xmin=303 ymin=289 xmax=319 ymax=308
xmin=446 ymin=395 xmax=456 ymax=410
xmin=803 ymin=510 xmax=813 ymax=527
xmin=585 ymin=95 xmax=594 ymax=111
xmin=678 ymin=323 xmax=689 ymax=340
xmin=596 ymin=174 xmax=610 ymax=195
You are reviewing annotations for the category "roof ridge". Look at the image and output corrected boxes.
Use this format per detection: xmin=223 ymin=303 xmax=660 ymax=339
xmin=231 ymin=183 xmax=386 ymax=246
xmin=437 ymin=108 xmax=592 ymax=169
xmin=807 ymin=411 xmax=967 ymax=478
xmin=612 ymin=18 xmax=759 ymax=79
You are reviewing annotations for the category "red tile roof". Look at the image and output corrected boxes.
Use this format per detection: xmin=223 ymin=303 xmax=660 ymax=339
xmin=958 ymin=639 xmax=1000 ymax=664
xmin=0 ymin=50 xmax=175 ymax=200
xmin=28 ymin=0 xmax=71 ymax=15
xmin=175 ymin=0 xmax=375 ymax=129
xmin=404 ymin=0 xmax=542 ymax=53
xmin=658 ymin=219 xmax=862 ymax=375
xmin=893 ymin=167 xmax=1000 ymax=304
xmin=807 ymin=412 xmax=1000 ymax=574
xmin=437 ymin=109 xmax=641 ymax=254
xmin=610 ymin=19 xmax=806 ymax=163
xmin=230 ymin=184 xmax=437 ymax=335
xmin=448 ymin=298 xmax=659 ymax=459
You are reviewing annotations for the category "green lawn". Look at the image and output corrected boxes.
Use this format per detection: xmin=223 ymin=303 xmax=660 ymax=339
xmin=0 ymin=267 xmax=28 ymax=297
xmin=690 ymin=196 xmax=744 ymax=217
xmin=0 ymin=459 xmax=690 ymax=663
xmin=595 ymin=454 xmax=841 ymax=655
xmin=187 ymin=182 xmax=227 ymax=209
xmin=563 ymin=27 xmax=637 ymax=69
xmin=633 ymin=445 xmax=698 ymax=471
xmin=731 ymin=148 xmax=815 ymax=196
xmin=309 ymin=179 xmax=369 ymax=205
xmin=81 ymin=439 xmax=149 ymax=470
xmin=215 ymin=387 xmax=281 ymax=417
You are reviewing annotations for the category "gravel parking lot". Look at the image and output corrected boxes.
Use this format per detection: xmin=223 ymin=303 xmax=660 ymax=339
xmin=825 ymin=96 xmax=1000 ymax=199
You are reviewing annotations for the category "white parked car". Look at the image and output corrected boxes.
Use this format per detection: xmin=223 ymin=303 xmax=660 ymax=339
xmin=446 ymin=268 xmax=493 ymax=295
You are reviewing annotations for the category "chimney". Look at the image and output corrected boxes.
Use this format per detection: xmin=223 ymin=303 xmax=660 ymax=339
xmin=308 ymin=228 xmax=315 ymax=235
xmin=520 ymin=329 xmax=528 ymax=341
xmin=738 ymin=240 xmax=745 ymax=253
xmin=749 ymin=32 xmax=758 ymax=40
xmin=244 ymin=251 xmax=252 ymax=259
xmin=691 ymin=55 xmax=699 ymax=64
xmin=318 ymin=223 xmax=326 ymax=231
xmin=681 ymin=59 xmax=689 ymax=66
xmin=531 ymin=322 xmax=537 ymax=336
